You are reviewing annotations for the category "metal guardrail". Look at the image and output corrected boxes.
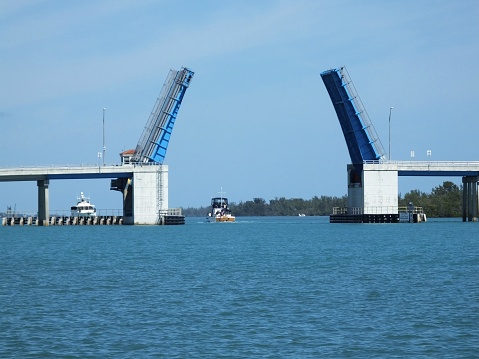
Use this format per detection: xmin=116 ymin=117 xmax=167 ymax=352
xmin=363 ymin=160 xmax=479 ymax=166
xmin=0 ymin=163 xmax=112 ymax=169
xmin=159 ymin=208 xmax=183 ymax=216
xmin=3 ymin=208 xmax=183 ymax=218
xmin=2 ymin=209 xmax=123 ymax=218
xmin=332 ymin=206 xmax=424 ymax=215
xmin=398 ymin=206 xmax=424 ymax=214
xmin=0 ymin=162 xmax=164 ymax=169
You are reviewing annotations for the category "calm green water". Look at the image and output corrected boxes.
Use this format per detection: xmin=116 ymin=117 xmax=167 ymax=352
xmin=0 ymin=217 xmax=478 ymax=358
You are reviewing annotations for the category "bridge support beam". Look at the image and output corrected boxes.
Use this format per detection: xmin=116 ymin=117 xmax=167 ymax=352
xmin=462 ymin=176 xmax=478 ymax=222
xmin=37 ymin=179 xmax=49 ymax=226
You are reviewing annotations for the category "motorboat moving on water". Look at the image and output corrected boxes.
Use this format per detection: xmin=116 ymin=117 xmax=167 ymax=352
xmin=71 ymin=192 xmax=97 ymax=217
xmin=207 ymin=191 xmax=235 ymax=222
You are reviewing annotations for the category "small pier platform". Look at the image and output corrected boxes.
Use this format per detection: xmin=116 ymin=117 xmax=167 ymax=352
xmin=159 ymin=208 xmax=185 ymax=225
xmin=330 ymin=213 xmax=400 ymax=224
xmin=330 ymin=206 xmax=426 ymax=224
xmin=162 ymin=215 xmax=185 ymax=225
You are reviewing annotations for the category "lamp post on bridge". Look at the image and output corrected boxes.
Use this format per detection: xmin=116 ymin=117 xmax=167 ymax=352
xmin=388 ymin=107 xmax=393 ymax=160
xmin=102 ymin=108 xmax=106 ymax=166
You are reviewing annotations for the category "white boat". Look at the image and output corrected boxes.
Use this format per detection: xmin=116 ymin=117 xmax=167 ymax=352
xmin=70 ymin=192 xmax=97 ymax=217
xmin=207 ymin=191 xmax=235 ymax=223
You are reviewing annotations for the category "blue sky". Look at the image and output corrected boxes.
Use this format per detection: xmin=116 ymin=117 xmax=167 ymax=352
xmin=1 ymin=0 xmax=478 ymax=212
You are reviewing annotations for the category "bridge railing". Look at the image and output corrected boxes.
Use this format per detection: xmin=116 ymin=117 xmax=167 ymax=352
xmin=333 ymin=206 xmax=424 ymax=215
xmin=333 ymin=206 xmax=400 ymax=215
xmin=0 ymin=162 xmax=164 ymax=169
xmin=398 ymin=206 xmax=424 ymax=214
xmin=1 ymin=209 xmax=124 ymax=218
xmin=363 ymin=160 xmax=479 ymax=166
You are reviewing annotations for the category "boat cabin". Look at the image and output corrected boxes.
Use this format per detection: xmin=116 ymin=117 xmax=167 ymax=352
xmin=211 ymin=197 xmax=228 ymax=209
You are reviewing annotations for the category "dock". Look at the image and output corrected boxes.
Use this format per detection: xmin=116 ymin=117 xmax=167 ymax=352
xmin=330 ymin=206 xmax=426 ymax=224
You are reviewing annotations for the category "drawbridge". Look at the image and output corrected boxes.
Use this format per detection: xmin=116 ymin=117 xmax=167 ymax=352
xmin=112 ymin=66 xmax=194 ymax=223
xmin=0 ymin=67 xmax=197 ymax=225
xmin=132 ymin=67 xmax=194 ymax=163
xmin=320 ymin=66 xmax=479 ymax=222
xmin=320 ymin=66 xmax=385 ymax=165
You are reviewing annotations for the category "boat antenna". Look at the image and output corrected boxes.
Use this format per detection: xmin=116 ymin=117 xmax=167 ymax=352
xmin=219 ymin=187 xmax=226 ymax=206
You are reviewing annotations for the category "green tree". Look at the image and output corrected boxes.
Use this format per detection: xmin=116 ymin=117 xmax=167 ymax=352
xmin=399 ymin=181 xmax=462 ymax=218
xmin=429 ymin=181 xmax=461 ymax=217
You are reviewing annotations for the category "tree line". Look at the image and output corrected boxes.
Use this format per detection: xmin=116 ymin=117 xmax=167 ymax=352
xmin=182 ymin=181 xmax=462 ymax=218
xmin=398 ymin=181 xmax=462 ymax=218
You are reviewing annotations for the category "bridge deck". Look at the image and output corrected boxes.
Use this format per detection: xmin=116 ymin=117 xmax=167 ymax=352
xmin=363 ymin=161 xmax=479 ymax=177
xmin=0 ymin=163 xmax=163 ymax=182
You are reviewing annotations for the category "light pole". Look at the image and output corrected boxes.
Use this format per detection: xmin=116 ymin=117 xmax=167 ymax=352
xmin=102 ymin=108 xmax=106 ymax=166
xmin=388 ymin=107 xmax=393 ymax=160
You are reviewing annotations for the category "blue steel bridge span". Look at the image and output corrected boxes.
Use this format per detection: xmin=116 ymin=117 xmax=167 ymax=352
xmin=320 ymin=67 xmax=386 ymax=165
xmin=132 ymin=67 xmax=194 ymax=164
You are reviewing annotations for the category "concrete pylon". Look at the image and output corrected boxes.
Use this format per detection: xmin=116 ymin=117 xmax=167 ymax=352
xmin=462 ymin=176 xmax=479 ymax=222
xmin=37 ymin=179 xmax=49 ymax=226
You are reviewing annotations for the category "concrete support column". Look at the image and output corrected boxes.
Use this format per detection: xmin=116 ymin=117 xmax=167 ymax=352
xmin=462 ymin=176 xmax=479 ymax=222
xmin=462 ymin=178 xmax=468 ymax=222
xmin=37 ymin=179 xmax=49 ymax=226
xmin=473 ymin=178 xmax=478 ymax=221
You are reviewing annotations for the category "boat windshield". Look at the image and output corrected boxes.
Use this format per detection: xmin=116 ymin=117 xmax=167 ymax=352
xmin=211 ymin=197 xmax=228 ymax=207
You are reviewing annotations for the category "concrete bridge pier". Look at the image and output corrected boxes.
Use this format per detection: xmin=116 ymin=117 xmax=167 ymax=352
xmin=37 ymin=179 xmax=49 ymax=226
xmin=462 ymin=176 xmax=479 ymax=222
xmin=347 ymin=163 xmax=399 ymax=214
xmin=110 ymin=165 xmax=168 ymax=225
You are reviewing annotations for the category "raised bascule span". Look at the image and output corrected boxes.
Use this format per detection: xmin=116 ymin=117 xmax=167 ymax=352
xmin=321 ymin=66 xmax=479 ymax=223
xmin=0 ymin=67 xmax=194 ymax=226
xmin=320 ymin=66 xmax=386 ymax=165
xmin=132 ymin=67 xmax=194 ymax=164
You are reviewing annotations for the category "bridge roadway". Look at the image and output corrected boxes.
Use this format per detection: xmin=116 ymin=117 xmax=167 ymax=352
xmin=363 ymin=160 xmax=479 ymax=177
xmin=0 ymin=163 xmax=146 ymax=182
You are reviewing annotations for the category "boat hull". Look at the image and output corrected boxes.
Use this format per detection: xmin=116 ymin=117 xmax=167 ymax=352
xmin=207 ymin=215 xmax=235 ymax=223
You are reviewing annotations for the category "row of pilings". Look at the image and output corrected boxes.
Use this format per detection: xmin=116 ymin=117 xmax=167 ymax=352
xmin=2 ymin=216 xmax=123 ymax=226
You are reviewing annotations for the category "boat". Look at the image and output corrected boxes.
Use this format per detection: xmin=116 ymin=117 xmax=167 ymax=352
xmin=207 ymin=192 xmax=235 ymax=223
xmin=70 ymin=192 xmax=97 ymax=217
